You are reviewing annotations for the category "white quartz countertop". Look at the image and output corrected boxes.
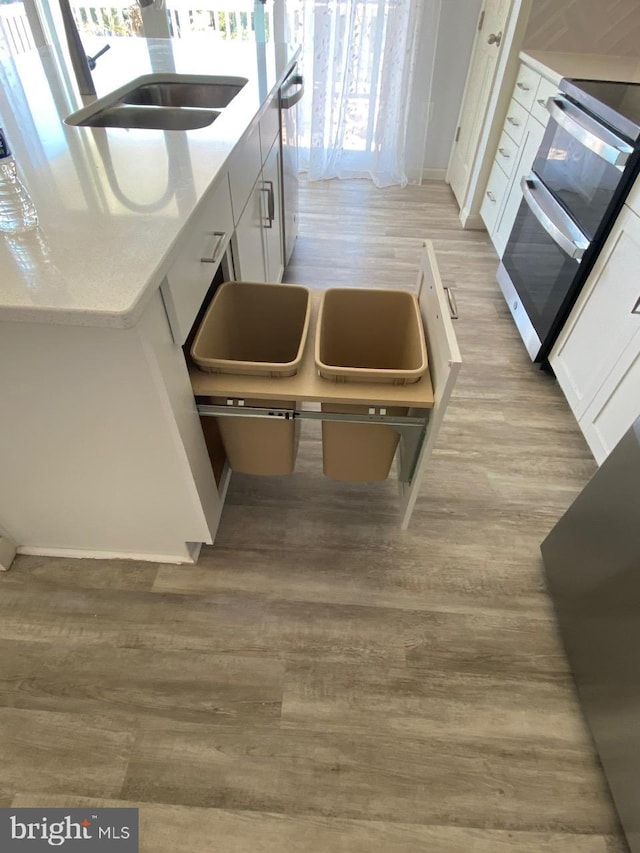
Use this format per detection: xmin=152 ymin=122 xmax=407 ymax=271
xmin=0 ymin=37 xmax=299 ymax=327
xmin=520 ymin=50 xmax=640 ymax=86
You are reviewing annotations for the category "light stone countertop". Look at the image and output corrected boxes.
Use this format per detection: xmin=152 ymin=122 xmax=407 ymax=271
xmin=520 ymin=50 xmax=640 ymax=86
xmin=0 ymin=37 xmax=299 ymax=328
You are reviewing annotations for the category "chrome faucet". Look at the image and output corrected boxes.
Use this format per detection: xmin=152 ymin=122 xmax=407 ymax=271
xmin=58 ymin=0 xmax=110 ymax=97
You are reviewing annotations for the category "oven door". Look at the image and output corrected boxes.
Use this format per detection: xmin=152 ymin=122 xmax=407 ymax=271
xmin=498 ymin=175 xmax=590 ymax=360
xmin=533 ymin=95 xmax=633 ymax=239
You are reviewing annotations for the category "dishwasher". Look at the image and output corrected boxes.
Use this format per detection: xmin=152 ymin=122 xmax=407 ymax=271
xmin=279 ymin=64 xmax=304 ymax=265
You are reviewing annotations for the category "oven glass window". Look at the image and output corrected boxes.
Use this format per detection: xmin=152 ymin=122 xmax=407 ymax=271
xmin=534 ymin=121 xmax=622 ymax=240
xmin=502 ymin=199 xmax=580 ymax=343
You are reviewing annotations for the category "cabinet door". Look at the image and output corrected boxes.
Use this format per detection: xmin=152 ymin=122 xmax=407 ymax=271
xmin=492 ymin=115 xmax=546 ymax=257
xmin=233 ymin=179 xmax=267 ymax=282
xmin=261 ymin=139 xmax=284 ymax=283
xmin=580 ymin=330 xmax=640 ymax=464
xmin=551 ymin=204 xmax=640 ymax=420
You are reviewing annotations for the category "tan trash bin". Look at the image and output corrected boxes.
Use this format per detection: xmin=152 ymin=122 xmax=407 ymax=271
xmin=191 ymin=282 xmax=311 ymax=475
xmin=315 ymin=288 xmax=427 ymax=482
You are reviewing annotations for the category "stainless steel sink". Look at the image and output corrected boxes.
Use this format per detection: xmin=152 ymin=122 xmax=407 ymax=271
xmin=71 ymin=105 xmax=220 ymax=131
xmin=65 ymin=74 xmax=248 ymax=131
xmin=122 ymin=79 xmax=246 ymax=109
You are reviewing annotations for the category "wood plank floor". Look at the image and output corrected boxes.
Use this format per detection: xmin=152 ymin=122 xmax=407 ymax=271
xmin=0 ymin=178 xmax=629 ymax=852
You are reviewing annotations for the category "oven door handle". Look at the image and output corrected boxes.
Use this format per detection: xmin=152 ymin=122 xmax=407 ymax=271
xmin=547 ymin=95 xmax=634 ymax=170
xmin=521 ymin=176 xmax=590 ymax=260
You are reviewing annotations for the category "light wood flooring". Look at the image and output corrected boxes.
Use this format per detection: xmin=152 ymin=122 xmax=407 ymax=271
xmin=0 ymin=178 xmax=629 ymax=852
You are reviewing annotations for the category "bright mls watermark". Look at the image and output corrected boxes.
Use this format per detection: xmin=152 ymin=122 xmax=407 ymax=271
xmin=0 ymin=809 xmax=138 ymax=851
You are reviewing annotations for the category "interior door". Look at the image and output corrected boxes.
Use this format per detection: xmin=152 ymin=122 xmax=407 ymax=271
xmin=447 ymin=0 xmax=512 ymax=210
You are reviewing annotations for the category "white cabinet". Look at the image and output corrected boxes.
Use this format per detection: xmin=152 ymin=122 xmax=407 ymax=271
xmin=550 ymin=204 xmax=640 ymax=463
xmin=480 ymin=61 xmax=558 ymax=257
xmin=229 ymin=94 xmax=284 ymax=283
xmin=261 ymin=138 xmax=284 ymax=282
xmin=234 ymin=179 xmax=269 ymax=282
xmin=161 ymin=174 xmax=234 ymax=345
xmin=491 ymin=114 xmax=546 ymax=256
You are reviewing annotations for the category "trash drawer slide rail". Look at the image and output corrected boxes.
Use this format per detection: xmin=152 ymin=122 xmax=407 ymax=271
xmin=196 ymin=402 xmax=430 ymax=483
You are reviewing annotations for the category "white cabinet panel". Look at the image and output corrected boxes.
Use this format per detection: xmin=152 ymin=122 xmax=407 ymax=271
xmin=512 ymin=64 xmax=539 ymax=111
xmin=551 ymin=205 xmax=640 ymax=420
xmin=531 ymin=77 xmax=558 ymax=126
xmin=581 ymin=331 xmax=640 ymax=464
xmin=259 ymin=96 xmax=281 ymax=164
xmin=262 ymin=138 xmax=284 ymax=282
xmin=503 ymin=97 xmax=529 ymax=146
xmin=495 ymin=128 xmax=519 ymax=180
xmin=233 ymin=179 xmax=268 ymax=282
xmin=228 ymin=122 xmax=262 ymax=225
xmin=480 ymin=159 xmax=509 ymax=233
xmin=161 ymin=174 xmax=233 ymax=345
xmin=492 ymin=115 xmax=546 ymax=258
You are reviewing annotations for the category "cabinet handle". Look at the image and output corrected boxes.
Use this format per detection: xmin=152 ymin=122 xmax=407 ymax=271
xmin=516 ymin=82 xmax=530 ymax=91
xmin=260 ymin=181 xmax=275 ymax=229
xmin=632 ymin=295 xmax=640 ymax=315
xmin=486 ymin=190 xmax=496 ymax=202
xmin=444 ymin=286 xmax=458 ymax=320
xmin=507 ymin=116 xmax=520 ymax=126
xmin=200 ymin=231 xmax=227 ymax=264
xmin=537 ymin=98 xmax=546 ymax=107
xmin=498 ymin=147 xmax=510 ymax=158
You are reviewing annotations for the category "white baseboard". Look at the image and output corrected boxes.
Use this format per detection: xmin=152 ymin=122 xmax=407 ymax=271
xmin=459 ymin=208 xmax=486 ymax=231
xmin=16 ymin=544 xmax=199 ymax=565
xmin=421 ymin=168 xmax=447 ymax=182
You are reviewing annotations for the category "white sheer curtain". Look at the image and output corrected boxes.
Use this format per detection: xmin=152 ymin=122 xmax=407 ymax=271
xmin=286 ymin=0 xmax=441 ymax=187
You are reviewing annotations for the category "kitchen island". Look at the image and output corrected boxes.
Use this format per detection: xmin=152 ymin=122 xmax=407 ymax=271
xmin=0 ymin=37 xmax=299 ymax=562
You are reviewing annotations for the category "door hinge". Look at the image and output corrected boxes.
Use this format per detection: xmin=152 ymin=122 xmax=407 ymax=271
xmin=455 ymin=126 xmax=461 ymax=142
xmin=478 ymin=9 xmax=485 ymax=31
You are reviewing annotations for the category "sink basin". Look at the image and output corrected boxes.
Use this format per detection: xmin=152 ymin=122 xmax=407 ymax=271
xmin=65 ymin=74 xmax=248 ymax=131
xmin=122 ymin=79 xmax=246 ymax=109
xmin=71 ymin=105 xmax=220 ymax=131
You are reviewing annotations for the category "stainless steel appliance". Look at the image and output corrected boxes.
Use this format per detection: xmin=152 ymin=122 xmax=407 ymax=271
xmin=279 ymin=64 xmax=304 ymax=265
xmin=497 ymin=79 xmax=640 ymax=362
xmin=541 ymin=415 xmax=640 ymax=853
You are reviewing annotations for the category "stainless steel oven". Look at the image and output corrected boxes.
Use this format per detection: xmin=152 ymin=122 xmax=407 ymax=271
xmin=497 ymin=78 xmax=640 ymax=362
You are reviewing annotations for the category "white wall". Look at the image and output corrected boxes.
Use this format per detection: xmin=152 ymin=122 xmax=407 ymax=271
xmin=524 ymin=0 xmax=640 ymax=56
xmin=422 ymin=0 xmax=483 ymax=176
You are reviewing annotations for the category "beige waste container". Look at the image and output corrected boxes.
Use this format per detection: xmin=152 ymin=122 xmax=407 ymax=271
xmin=191 ymin=282 xmax=311 ymax=475
xmin=315 ymin=288 xmax=427 ymax=482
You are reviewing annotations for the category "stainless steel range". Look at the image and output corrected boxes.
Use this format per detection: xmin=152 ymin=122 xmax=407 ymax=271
xmin=497 ymin=78 xmax=640 ymax=362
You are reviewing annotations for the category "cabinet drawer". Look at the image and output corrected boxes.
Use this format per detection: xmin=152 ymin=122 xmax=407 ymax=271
xmin=259 ymin=95 xmax=281 ymax=165
xmin=161 ymin=175 xmax=233 ymax=345
xmin=512 ymin=64 xmax=540 ymax=111
xmin=228 ymin=121 xmax=262 ymax=226
xmin=503 ymin=98 xmax=528 ymax=146
xmin=495 ymin=129 xmax=518 ymax=180
xmin=531 ymin=77 xmax=558 ymax=126
xmin=480 ymin=160 xmax=509 ymax=234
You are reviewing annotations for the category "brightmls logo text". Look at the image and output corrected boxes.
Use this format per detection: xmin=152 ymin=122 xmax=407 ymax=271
xmin=1 ymin=809 xmax=138 ymax=851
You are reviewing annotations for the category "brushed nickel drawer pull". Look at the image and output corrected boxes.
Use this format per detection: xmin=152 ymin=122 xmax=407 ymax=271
xmin=517 ymin=82 xmax=530 ymax=91
xmin=486 ymin=190 xmax=496 ymax=202
xmin=498 ymin=147 xmax=510 ymax=158
xmin=507 ymin=116 xmax=520 ymax=126
xmin=537 ymin=98 xmax=546 ymax=107
xmin=201 ymin=231 xmax=226 ymax=264
xmin=444 ymin=286 xmax=458 ymax=320
xmin=632 ymin=295 xmax=640 ymax=315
